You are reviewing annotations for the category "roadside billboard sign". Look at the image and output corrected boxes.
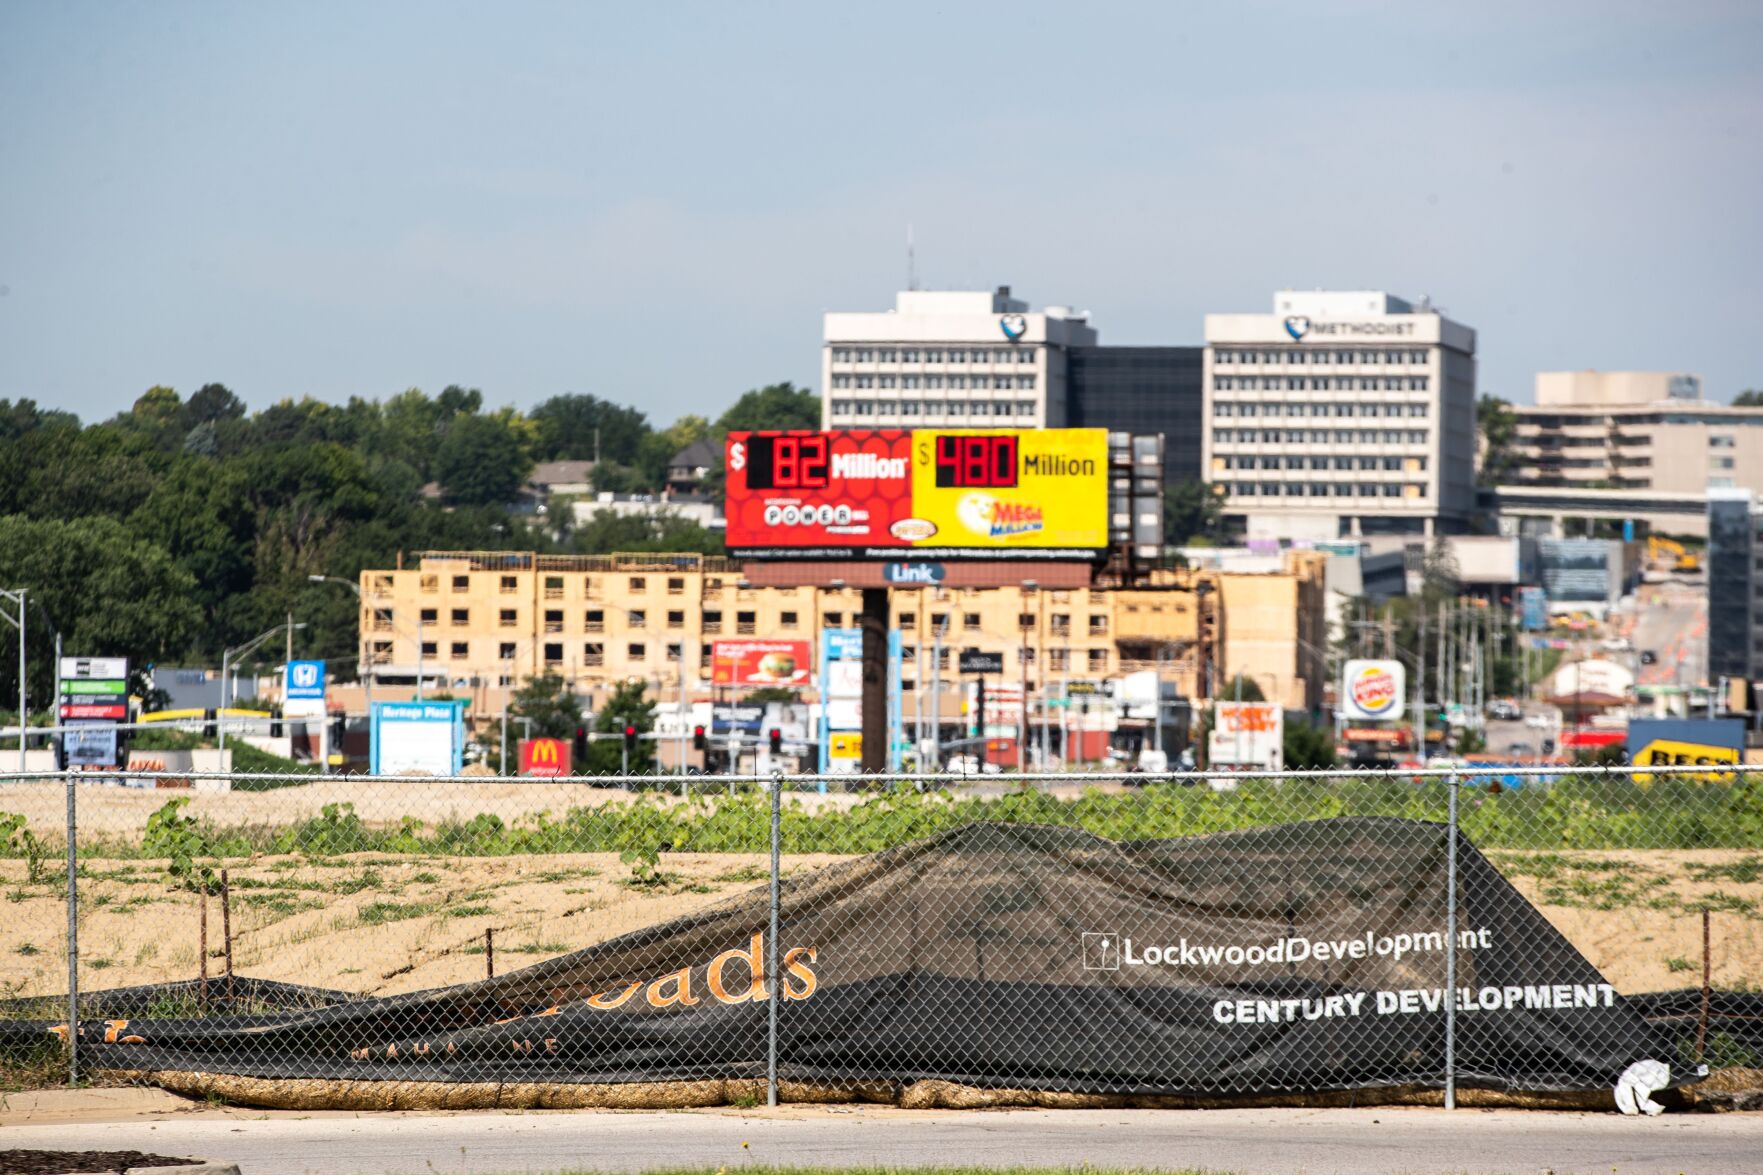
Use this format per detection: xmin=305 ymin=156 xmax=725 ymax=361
xmin=64 ymin=724 xmax=120 ymax=769
xmin=710 ymin=639 xmax=812 ymax=687
xmin=370 ymin=700 xmax=466 ymax=776
xmin=59 ymin=657 xmax=128 ymax=681
xmin=1626 ymin=718 xmax=1743 ymax=781
xmin=1339 ymin=660 xmax=1406 ymax=721
xmin=724 ymin=428 xmax=1109 ymax=559
xmin=818 ymin=627 xmax=901 ymax=774
xmin=958 ymin=650 xmax=1004 ymax=675
xmin=519 ymin=737 xmax=572 ymax=777
xmin=1209 ymin=702 xmax=1284 ymax=771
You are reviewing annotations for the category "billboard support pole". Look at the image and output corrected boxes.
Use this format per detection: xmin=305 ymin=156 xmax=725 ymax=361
xmin=64 ymin=764 xmax=77 ymax=1086
xmin=1444 ymin=768 xmax=1459 ymax=1110
xmin=766 ymin=769 xmax=782 ymax=1106
xmin=929 ymin=621 xmax=943 ymax=769
xmin=858 ymin=588 xmax=888 ymax=775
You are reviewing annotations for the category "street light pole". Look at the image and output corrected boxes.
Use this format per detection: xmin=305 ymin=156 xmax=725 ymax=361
xmin=0 ymin=589 xmax=26 ymax=773
xmin=219 ymin=621 xmax=305 ymax=759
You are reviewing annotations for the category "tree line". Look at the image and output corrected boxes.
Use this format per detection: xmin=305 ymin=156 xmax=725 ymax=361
xmin=0 ymin=382 xmax=817 ymax=705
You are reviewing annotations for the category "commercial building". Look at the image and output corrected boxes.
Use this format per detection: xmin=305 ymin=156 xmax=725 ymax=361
xmin=1066 ymin=346 xmax=1205 ymax=483
xmin=1202 ymin=290 xmax=1478 ymax=541
xmin=1507 ymin=372 xmax=1763 ymax=498
xmin=823 ymin=287 xmax=1097 ymax=430
xmin=1708 ymin=489 xmax=1763 ymax=682
xmin=352 ymin=549 xmax=1330 ymax=726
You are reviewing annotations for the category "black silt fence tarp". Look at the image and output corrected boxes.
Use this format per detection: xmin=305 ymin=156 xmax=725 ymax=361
xmin=0 ymin=819 xmax=1688 ymax=1096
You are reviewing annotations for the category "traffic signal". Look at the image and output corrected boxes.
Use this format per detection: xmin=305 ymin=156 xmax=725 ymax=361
xmin=693 ymin=724 xmax=707 ymax=752
xmin=573 ymin=725 xmax=588 ymax=762
xmin=623 ymin=723 xmax=638 ymax=754
xmin=768 ymin=727 xmax=782 ymax=755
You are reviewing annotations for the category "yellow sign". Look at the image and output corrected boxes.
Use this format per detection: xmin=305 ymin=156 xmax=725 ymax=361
xmin=1632 ymin=739 xmax=1738 ymax=783
xmin=829 ymin=732 xmax=862 ymax=760
xmin=910 ymin=429 xmax=1108 ymax=550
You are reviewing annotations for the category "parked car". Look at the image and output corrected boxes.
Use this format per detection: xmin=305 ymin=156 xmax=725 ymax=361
xmin=1487 ymin=700 xmax=1522 ymax=721
xmin=1525 ymin=713 xmax=1552 ymax=730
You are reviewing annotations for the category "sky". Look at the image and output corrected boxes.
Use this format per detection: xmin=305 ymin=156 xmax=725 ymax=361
xmin=2 ymin=1 xmax=1760 ymax=423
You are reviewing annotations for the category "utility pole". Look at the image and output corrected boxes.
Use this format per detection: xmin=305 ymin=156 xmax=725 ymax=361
xmin=415 ymin=617 xmax=425 ymax=702
xmin=500 ymin=654 xmax=511 ymax=775
xmin=928 ymin=618 xmax=944 ymax=768
xmin=1416 ymin=604 xmax=1427 ymax=761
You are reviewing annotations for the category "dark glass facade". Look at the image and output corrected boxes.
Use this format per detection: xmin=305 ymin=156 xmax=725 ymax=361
xmin=1706 ymin=495 xmax=1756 ymax=680
xmin=1067 ymin=346 xmax=1203 ymax=483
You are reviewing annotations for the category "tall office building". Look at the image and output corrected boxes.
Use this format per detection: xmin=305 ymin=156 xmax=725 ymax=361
xmin=1202 ymin=291 xmax=1478 ymax=540
xmin=822 ymin=287 xmax=1098 ymax=429
xmin=1067 ymin=346 xmax=1204 ymax=483
xmin=1707 ymin=489 xmax=1763 ymax=682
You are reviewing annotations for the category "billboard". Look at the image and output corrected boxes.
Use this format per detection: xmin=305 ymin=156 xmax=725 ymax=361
xmin=370 ymin=700 xmax=466 ymax=776
xmin=1340 ymin=660 xmax=1406 ymax=721
xmin=519 ymin=737 xmax=572 ymax=777
xmin=1209 ymin=702 xmax=1284 ymax=771
xmin=710 ymin=639 xmax=812 ymax=687
xmin=1627 ymin=718 xmax=1743 ymax=781
xmin=724 ymin=429 xmax=1109 ymax=558
xmin=818 ymin=628 xmax=901 ymax=775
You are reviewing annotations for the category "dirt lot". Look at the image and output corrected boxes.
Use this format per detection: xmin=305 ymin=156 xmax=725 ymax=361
xmin=0 ymin=847 xmax=1756 ymax=1000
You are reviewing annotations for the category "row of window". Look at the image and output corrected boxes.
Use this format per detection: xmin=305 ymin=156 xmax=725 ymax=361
xmin=830 ymin=346 xmax=1035 ymax=365
xmin=1214 ymin=347 xmax=1431 ymax=366
xmin=407 ymin=641 xmax=1113 ymax=672
xmin=1216 ymin=455 xmax=1428 ymax=472
xmin=1214 ymin=401 xmax=1429 ymax=419
xmin=1226 ymin=482 xmax=1427 ymax=499
xmin=1215 ymin=375 xmax=1430 ymax=392
xmin=415 ymin=573 xmax=698 ymax=596
xmin=1212 ymin=428 xmax=1431 ymax=446
xmin=830 ymin=399 xmax=1038 ymax=418
xmin=400 ymin=606 xmax=1111 ymax=637
xmin=831 ymin=373 xmax=1036 ymax=391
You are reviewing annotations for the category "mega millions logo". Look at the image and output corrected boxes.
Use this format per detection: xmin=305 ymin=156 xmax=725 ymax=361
xmin=956 ymin=492 xmax=1044 ymax=539
xmin=1350 ymin=664 xmax=1399 ymax=716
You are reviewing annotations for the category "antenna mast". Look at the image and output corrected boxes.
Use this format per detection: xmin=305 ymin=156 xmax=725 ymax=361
xmin=906 ymin=224 xmax=917 ymax=291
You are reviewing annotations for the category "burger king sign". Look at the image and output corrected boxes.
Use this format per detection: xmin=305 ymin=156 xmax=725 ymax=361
xmin=1340 ymin=659 xmax=1406 ymax=721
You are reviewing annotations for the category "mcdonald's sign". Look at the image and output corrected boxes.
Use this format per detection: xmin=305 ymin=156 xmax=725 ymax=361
xmin=519 ymin=737 xmax=572 ymax=777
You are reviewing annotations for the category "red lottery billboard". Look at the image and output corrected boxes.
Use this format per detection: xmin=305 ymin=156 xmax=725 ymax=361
xmin=723 ymin=429 xmax=1107 ymax=559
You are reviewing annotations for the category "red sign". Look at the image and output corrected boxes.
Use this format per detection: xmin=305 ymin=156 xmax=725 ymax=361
xmin=1344 ymin=727 xmax=1406 ymax=744
xmin=518 ymin=737 xmax=572 ymax=777
xmin=61 ymin=702 xmax=126 ymax=720
xmin=712 ymin=640 xmax=812 ymax=687
xmin=726 ymin=430 xmax=914 ymax=555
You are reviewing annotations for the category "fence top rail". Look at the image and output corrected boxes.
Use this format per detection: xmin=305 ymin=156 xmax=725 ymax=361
xmin=1 ymin=763 xmax=1760 ymax=787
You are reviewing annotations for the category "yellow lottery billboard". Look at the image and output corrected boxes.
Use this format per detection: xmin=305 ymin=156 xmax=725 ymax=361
xmin=909 ymin=429 xmax=1108 ymax=551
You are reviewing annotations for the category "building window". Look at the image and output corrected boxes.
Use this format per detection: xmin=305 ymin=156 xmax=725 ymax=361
xmin=544 ymin=609 xmax=563 ymax=633
xmin=666 ymin=642 xmax=682 ymax=661
xmin=1019 ymin=612 xmax=1034 ymax=629
xmin=627 ymin=642 xmax=646 ymax=660
xmin=628 ymin=576 xmax=646 ymax=592
xmin=781 ymin=610 xmax=799 ymax=628
xmin=371 ymin=639 xmax=393 ymax=661
xmin=703 ymin=609 xmax=722 ymax=634
xmin=450 ymin=641 xmax=468 ymax=659
xmin=451 ymin=608 xmax=469 ymax=626
xmin=583 ymin=642 xmax=604 ymax=666
xmin=1089 ymin=615 xmax=1108 ymax=635
xmin=498 ymin=642 xmax=517 ymax=660
xmin=1050 ymin=613 xmax=1071 ymax=636
xmin=499 ymin=608 xmax=518 ymax=628
xmin=420 ymin=574 xmax=438 ymax=593
xmin=737 ymin=610 xmax=757 ymax=634
xmin=1711 ymin=435 xmax=1735 ymax=448
xmin=420 ymin=607 xmax=438 ymax=624
xmin=628 ymin=609 xmax=646 ymax=628
xmin=585 ymin=609 xmax=604 ymax=632
xmin=1049 ymin=649 xmax=1069 ymax=671
xmin=963 ymin=612 xmax=981 ymax=629
xmin=823 ymin=611 xmax=843 ymax=628
xmin=1088 ymin=649 xmax=1107 ymax=671
xmin=667 ymin=609 xmax=685 ymax=628
xmin=500 ymin=575 xmax=518 ymax=594
xmin=451 ymin=575 xmax=469 ymax=591
xmin=544 ymin=575 xmax=563 ymax=599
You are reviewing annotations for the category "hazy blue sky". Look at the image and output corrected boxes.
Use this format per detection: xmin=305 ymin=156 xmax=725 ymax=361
xmin=2 ymin=1 xmax=1759 ymax=422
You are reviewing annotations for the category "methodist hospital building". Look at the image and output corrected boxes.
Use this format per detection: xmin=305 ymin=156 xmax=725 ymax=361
xmin=1203 ymin=291 xmax=1478 ymax=541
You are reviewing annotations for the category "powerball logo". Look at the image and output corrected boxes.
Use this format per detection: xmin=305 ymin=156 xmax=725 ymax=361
xmin=957 ymin=493 xmax=1044 ymax=539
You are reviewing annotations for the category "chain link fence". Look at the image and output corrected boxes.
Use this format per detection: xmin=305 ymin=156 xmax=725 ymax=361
xmin=1 ymin=764 xmax=1758 ymax=1109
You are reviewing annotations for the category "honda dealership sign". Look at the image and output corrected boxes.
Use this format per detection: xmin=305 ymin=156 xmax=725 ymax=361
xmin=1340 ymin=660 xmax=1405 ymax=721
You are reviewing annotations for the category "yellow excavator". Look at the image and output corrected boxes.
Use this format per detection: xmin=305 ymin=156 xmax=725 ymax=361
xmin=1646 ymin=535 xmax=1700 ymax=574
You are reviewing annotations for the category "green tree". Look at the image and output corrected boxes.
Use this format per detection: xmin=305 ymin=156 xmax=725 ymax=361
xmin=586 ymin=680 xmax=655 ymax=774
xmin=1283 ymin=718 xmax=1338 ymax=770
xmin=1476 ymin=394 xmax=1518 ymax=485
xmin=434 ymin=413 xmax=531 ymax=506
xmin=1733 ymin=389 xmax=1763 ymax=407
xmin=0 ymin=514 xmax=202 ymax=701
xmin=570 ymin=508 xmax=724 ymax=555
xmin=1163 ymin=481 xmax=1224 ymax=547
xmin=530 ymin=393 xmax=650 ymax=465
xmin=714 ymin=382 xmax=819 ymax=434
xmin=1421 ymin=535 xmax=1462 ymax=601
xmin=509 ymin=673 xmax=584 ymax=742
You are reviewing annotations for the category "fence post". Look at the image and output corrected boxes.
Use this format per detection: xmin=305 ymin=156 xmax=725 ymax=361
xmin=64 ymin=766 xmax=78 ymax=1086
xmin=1444 ymin=768 xmax=1459 ymax=1111
xmin=767 ymin=769 xmax=782 ymax=1107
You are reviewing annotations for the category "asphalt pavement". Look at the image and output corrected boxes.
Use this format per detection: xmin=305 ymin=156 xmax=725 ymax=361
xmin=6 ymin=1103 xmax=1763 ymax=1175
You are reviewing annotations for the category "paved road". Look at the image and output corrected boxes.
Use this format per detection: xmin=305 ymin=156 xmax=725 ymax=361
xmin=6 ymin=1104 xmax=1762 ymax=1175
